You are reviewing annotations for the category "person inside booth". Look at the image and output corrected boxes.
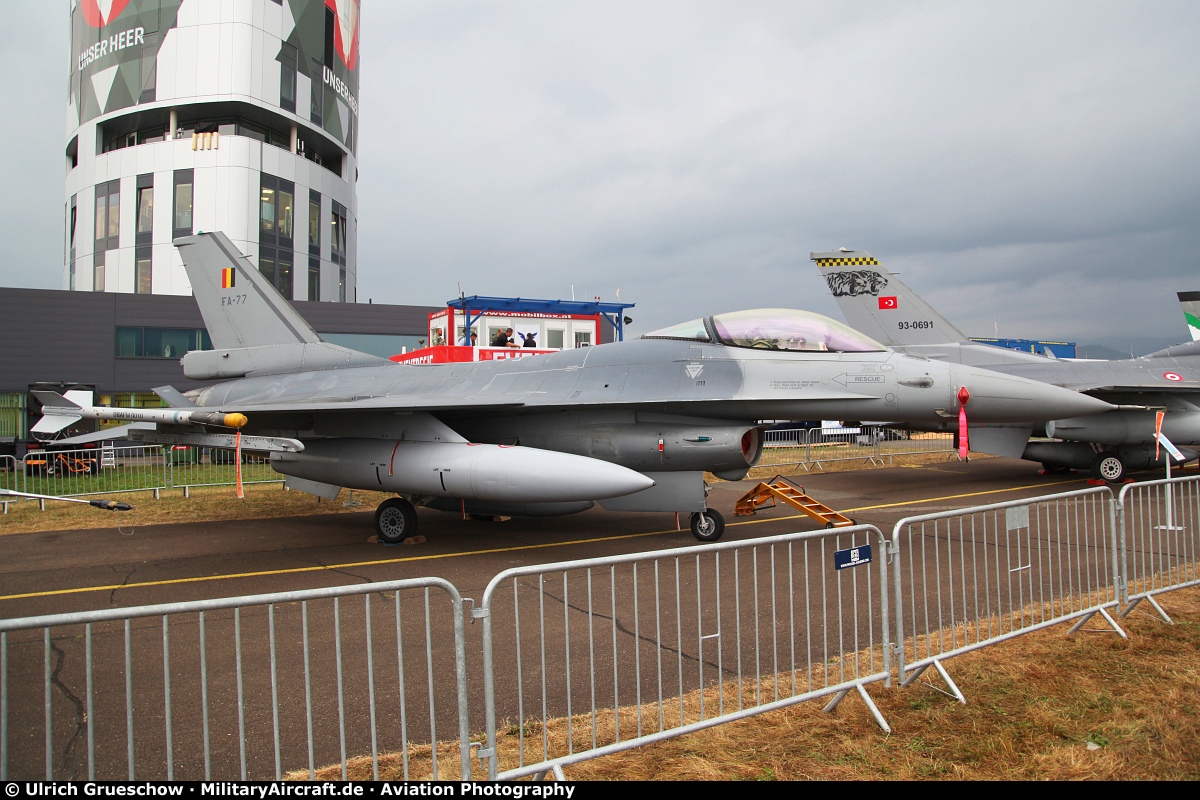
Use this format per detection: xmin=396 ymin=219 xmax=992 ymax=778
xmin=492 ymin=327 xmax=519 ymax=347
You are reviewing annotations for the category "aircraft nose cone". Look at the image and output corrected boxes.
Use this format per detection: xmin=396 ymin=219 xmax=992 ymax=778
xmin=951 ymin=364 xmax=1113 ymax=423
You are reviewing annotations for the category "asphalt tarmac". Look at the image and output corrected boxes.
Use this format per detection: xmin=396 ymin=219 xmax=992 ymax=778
xmin=0 ymin=456 xmax=1098 ymax=619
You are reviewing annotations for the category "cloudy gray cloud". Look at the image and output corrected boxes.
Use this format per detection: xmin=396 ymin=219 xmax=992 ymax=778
xmin=4 ymin=1 xmax=1198 ymax=354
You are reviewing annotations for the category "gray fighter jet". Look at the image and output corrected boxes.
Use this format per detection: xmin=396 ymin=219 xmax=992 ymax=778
xmin=814 ymin=250 xmax=1200 ymax=481
xmin=1178 ymin=291 xmax=1200 ymax=342
xmin=36 ymin=233 xmax=1114 ymax=543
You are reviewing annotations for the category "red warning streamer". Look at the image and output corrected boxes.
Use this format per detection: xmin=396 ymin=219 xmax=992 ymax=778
xmin=1155 ymin=410 xmax=1165 ymax=461
xmin=957 ymin=386 xmax=970 ymax=460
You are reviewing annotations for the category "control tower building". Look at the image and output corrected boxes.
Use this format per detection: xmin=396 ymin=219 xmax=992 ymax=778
xmin=65 ymin=0 xmax=359 ymax=302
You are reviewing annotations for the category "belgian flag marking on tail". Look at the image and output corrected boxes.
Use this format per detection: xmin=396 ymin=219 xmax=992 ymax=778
xmin=221 ymin=267 xmax=236 ymax=288
xmin=814 ymin=257 xmax=880 ymax=266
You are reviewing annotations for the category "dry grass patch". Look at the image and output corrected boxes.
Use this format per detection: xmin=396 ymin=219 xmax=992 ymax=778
xmin=0 ymin=483 xmax=393 ymax=535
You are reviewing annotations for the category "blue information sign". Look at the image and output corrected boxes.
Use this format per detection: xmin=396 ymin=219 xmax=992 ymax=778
xmin=834 ymin=543 xmax=872 ymax=570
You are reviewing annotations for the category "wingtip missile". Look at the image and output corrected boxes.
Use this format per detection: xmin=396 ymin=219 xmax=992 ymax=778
xmin=33 ymin=391 xmax=248 ymax=431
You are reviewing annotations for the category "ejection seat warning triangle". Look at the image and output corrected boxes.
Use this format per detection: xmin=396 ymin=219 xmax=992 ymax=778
xmin=834 ymin=544 xmax=872 ymax=570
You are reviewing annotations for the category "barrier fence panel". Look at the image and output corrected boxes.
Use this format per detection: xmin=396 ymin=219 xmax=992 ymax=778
xmin=0 ymin=455 xmax=17 ymax=494
xmin=891 ymin=486 xmax=1120 ymax=699
xmin=758 ymin=427 xmax=882 ymax=470
xmin=757 ymin=427 xmax=956 ymax=471
xmin=758 ymin=428 xmax=810 ymax=470
xmin=19 ymin=446 xmax=167 ymax=501
xmin=1116 ymin=475 xmax=1200 ymax=617
xmin=167 ymin=448 xmax=283 ymax=496
xmin=876 ymin=431 xmax=957 ymax=462
xmin=477 ymin=526 xmax=892 ymax=779
xmin=803 ymin=427 xmax=882 ymax=470
xmin=0 ymin=579 xmax=471 ymax=782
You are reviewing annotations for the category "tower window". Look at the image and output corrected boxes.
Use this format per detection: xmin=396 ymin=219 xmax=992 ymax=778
xmin=173 ymin=169 xmax=194 ymax=238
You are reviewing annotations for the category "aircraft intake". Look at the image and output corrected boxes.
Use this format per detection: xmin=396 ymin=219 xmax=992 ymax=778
xmin=271 ymin=438 xmax=656 ymax=503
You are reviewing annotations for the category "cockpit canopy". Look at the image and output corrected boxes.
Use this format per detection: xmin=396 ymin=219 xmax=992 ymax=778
xmin=642 ymin=308 xmax=886 ymax=353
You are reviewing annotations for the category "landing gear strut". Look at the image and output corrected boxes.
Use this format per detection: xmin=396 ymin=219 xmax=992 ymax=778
xmin=689 ymin=508 xmax=725 ymax=542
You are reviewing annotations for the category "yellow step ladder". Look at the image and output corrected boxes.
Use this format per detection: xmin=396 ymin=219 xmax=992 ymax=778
xmin=734 ymin=475 xmax=855 ymax=529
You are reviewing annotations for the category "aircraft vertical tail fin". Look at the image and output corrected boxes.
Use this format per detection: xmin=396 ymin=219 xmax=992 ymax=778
xmin=173 ymin=232 xmax=385 ymax=379
xmin=811 ymin=250 xmax=968 ymax=346
xmin=174 ymin=232 xmax=323 ymax=350
xmin=1177 ymin=291 xmax=1200 ymax=341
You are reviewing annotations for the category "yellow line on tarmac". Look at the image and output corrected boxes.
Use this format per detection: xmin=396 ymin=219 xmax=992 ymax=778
xmin=0 ymin=478 xmax=1083 ymax=602
xmin=0 ymin=529 xmax=676 ymax=602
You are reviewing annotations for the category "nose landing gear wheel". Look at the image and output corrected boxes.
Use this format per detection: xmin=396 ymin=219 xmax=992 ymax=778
xmin=690 ymin=508 xmax=725 ymax=542
xmin=374 ymin=497 xmax=418 ymax=544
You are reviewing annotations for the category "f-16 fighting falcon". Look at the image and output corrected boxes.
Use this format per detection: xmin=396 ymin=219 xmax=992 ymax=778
xmin=37 ymin=233 xmax=1114 ymax=544
xmin=814 ymin=250 xmax=1200 ymax=482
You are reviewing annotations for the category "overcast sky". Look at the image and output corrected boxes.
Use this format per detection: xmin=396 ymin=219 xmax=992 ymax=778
xmin=3 ymin=1 xmax=1198 ymax=354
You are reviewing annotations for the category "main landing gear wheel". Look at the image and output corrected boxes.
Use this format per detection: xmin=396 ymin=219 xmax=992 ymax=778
xmin=1041 ymin=463 xmax=1072 ymax=475
xmin=1092 ymin=453 xmax=1126 ymax=483
xmin=690 ymin=508 xmax=725 ymax=542
xmin=374 ymin=497 xmax=418 ymax=544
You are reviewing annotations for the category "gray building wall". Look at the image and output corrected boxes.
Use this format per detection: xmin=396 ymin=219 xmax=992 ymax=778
xmin=0 ymin=287 xmax=437 ymax=396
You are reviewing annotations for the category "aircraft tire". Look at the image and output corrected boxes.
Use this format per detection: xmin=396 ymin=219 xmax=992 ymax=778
xmin=1041 ymin=463 xmax=1071 ymax=475
xmin=1092 ymin=452 xmax=1126 ymax=483
xmin=690 ymin=508 xmax=725 ymax=542
xmin=375 ymin=497 xmax=418 ymax=544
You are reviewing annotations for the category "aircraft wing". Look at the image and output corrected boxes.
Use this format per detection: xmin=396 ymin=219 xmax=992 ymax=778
xmin=995 ymin=358 xmax=1200 ymax=396
xmin=188 ymin=390 xmax=883 ymax=417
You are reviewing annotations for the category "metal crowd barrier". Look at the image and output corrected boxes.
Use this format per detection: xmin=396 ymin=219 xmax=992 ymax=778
xmin=19 ymin=446 xmax=168 ymax=504
xmin=0 ymin=455 xmax=16 ymax=486
xmin=476 ymin=526 xmax=892 ymax=779
xmin=757 ymin=428 xmax=810 ymax=469
xmin=0 ymin=579 xmax=470 ymax=782
xmin=0 ymin=456 xmax=17 ymax=513
xmin=7 ymin=445 xmax=286 ymax=507
xmin=166 ymin=447 xmax=282 ymax=496
xmin=890 ymin=486 xmax=1122 ymax=701
xmin=875 ymin=431 xmax=958 ymax=462
xmin=1115 ymin=476 xmax=1200 ymax=621
xmin=758 ymin=427 xmax=956 ymax=471
xmin=758 ymin=427 xmax=880 ymax=470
